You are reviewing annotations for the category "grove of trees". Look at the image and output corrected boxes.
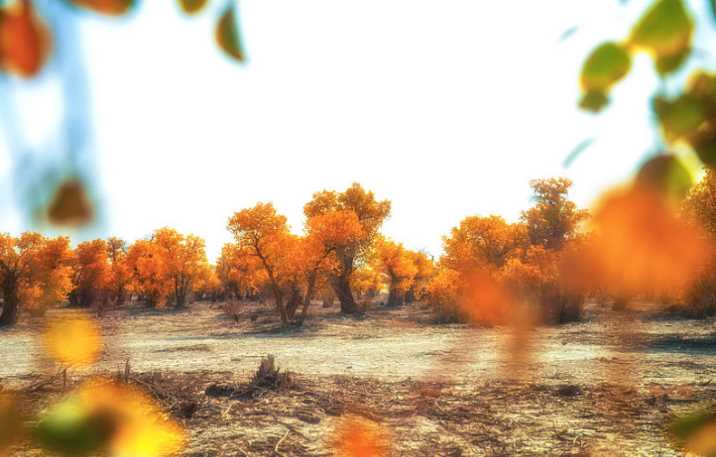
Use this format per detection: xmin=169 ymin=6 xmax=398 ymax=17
xmin=2 ymin=175 xmax=716 ymax=328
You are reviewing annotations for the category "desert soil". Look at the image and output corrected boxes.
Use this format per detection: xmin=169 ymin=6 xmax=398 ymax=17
xmin=1 ymin=302 xmax=715 ymax=456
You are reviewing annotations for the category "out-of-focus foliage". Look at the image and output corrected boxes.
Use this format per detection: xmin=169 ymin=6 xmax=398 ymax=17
xmin=567 ymin=185 xmax=709 ymax=300
xmin=42 ymin=314 xmax=101 ymax=366
xmin=669 ymin=407 xmax=716 ymax=457
xmin=47 ymin=180 xmax=94 ymax=228
xmin=0 ymin=0 xmax=247 ymax=233
xmin=177 ymin=0 xmax=208 ymax=15
xmin=12 ymin=303 xmax=186 ymax=457
xmin=0 ymin=0 xmax=50 ymax=78
xmin=580 ymin=42 xmax=631 ymax=111
xmin=69 ymin=0 xmax=136 ymax=16
xmin=330 ymin=415 xmax=392 ymax=457
xmin=216 ymin=4 xmax=245 ymax=63
xmin=0 ymin=392 xmax=24 ymax=455
xmin=578 ymin=0 xmax=716 ymax=179
xmin=428 ymin=178 xmax=585 ymax=325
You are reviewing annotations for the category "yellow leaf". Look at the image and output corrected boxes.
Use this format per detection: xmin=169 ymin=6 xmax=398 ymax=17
xmin=42 ymin=315 xmax=102 ymax=366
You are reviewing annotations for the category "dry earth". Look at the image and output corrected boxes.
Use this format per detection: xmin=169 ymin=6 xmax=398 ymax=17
xmin=1 ymin=302 xmax=716 ymax=456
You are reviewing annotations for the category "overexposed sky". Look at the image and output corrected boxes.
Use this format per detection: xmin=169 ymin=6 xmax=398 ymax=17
xmin=1 ymin=0 xmax=710 ymax=260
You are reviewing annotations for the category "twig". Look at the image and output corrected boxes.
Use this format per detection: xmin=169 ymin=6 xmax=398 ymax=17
xmin=274 ymin=430 xmax=289 ymax=456
xmin=22 ymin=367 xmax=67 ymax=393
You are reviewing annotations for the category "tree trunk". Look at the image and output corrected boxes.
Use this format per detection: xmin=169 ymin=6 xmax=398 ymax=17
xmin=286 ymin=286 xmax=302 ymax=320
xmin=331 ymin=273 xmax=358 ymax=314
xmin=299 ymin=273 xmax=317 ymax=323
xmin=0 ymin=279 xmax=19 ymax=327
xmin=271 ymin=285 xmax=288 ymax=325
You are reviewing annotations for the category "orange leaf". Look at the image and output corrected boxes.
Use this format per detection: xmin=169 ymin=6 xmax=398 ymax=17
xmin=0 ymin=0 xmax=51 ymax=78
xmin=330 ymin=415 xmax=392 ymax=457
xmin=70 ymin=0 xmax=135 ymax=16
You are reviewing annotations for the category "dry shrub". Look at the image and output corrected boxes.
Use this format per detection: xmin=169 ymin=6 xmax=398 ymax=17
xmin=250 ymin=354 xmax=293 ymax=390
xmin=205 ymin=355 xmax=294 ymax=400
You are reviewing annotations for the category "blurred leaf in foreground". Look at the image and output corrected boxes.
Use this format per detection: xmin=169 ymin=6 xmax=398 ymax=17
xmin=47 ymin=179 xmax=94 ymax=227
xmin=579 ymin=42 xmax=631 ymax=112
xmin=629 ymin=0 xmax=693 ymax=74
xmin=69 ymin=0 xmax=136 ymax=16
xmin=576 ymin=184 xmax=710 ymax=298
xmin=177 ymin=0 xmax=208 ymax=15
xmin=0 ymin=0 xmax=51 ymax=78
xmin=331 ymin=415 xmax=391 ymax=457
xmin=669 ymin=407 xmax=716 ymax=457
xmin=0 ymin=392 xmax=24 ymax=455
xmin=36 ymin=378 xmax=185 ymax=457
xmin=42 ymin=314 xmax=102 ymax=366
xmin=216 ymin=4 xmax=245 ymax=62
xmin=634 ymin=154 xmax=693 ymax=201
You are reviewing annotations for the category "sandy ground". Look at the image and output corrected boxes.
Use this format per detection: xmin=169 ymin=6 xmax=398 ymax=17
xmin=1 ymin=302 xmax=716 ymax=456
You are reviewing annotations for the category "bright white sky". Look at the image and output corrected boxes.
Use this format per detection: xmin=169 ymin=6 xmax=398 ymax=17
xmin=1 ymin=0 xmax=710 ymax=261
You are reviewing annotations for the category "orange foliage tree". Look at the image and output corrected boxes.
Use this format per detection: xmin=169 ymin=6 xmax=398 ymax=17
xmin=0 ymin=232 xmax=73 ymax=326
xmin=71 ymin=239 xmax=111 ymax=310
xmin=126 ymin=239 xmax=169 ymax=308
xmin=227 ymin=203 xmax=295 ymax=324
xmin=216 ymin=243 xmax=267 ymax=301
xmin=304 ymin=183 xmax=391 ymax=314
xmin=406 ymin=250 xmax=434 ymax=303
xmin=151 ymin=228 xmax=210 ymax=308
xmin=521 ymin=178 xmax=589 ymax=250
xmin=442 ymin=215 xmax=527 ymax=274
xmin=106 ymin=237 xmax=130 ymax=307
xmin=374 ymin=237 xmax=418 ymax=307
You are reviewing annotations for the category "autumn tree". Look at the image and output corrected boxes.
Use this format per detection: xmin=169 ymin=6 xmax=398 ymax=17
xmin=227 ymin=203 xmax=294 ymax=324
xmin=216 ymin=243 xmax=267 ymax=301
xmin=521 ymin=178 xmax=588 ymax=250
xmin=442 ymin=215 xmax=527 ymax=274
xmin=298 ymin=210 xmax=365 ymax=319
xmin=71 ymin=239 xmax=111 ymax=309
xmin=0 ymin=233 xmax=73 ymax=326
xmin=106 ymin=237 xmax=130 ymax=307
xmin=126 ymin=239 xmax=169 ymax=308
xmin=151 ymin=228 xmax=209 ymax=309
xmin=374 ymin=238 xmax=417 ymax=307
xmin=304 ymin=183 xmax=391 ymax=314
xmin=680 ymin=169 xmax=716 ymax=315
xmin=405 ymin=251 xmax=434 ymax=303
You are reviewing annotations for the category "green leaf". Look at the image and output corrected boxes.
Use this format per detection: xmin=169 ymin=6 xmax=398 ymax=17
xmin=630 ymin=0 xmax=693 ymax=63
xmin=215 ymin=4 xmax=246 ymax=62
xmin=656 ymin=46 xmax=690 ymax=75
xmin=177 ymin=0 xmax=208 ymax=15
xmin=34 ymin=399 xmax=116 ymax=457
xmin=635 ymin=154 xmax=693 ymax=199
xmin=654 ymin=94 xmax=705 ymax=141
xmin=579 ymin=90 xmax=609 ymax=113
xmin=581 ymin=42 xmax=632 ymax=93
